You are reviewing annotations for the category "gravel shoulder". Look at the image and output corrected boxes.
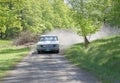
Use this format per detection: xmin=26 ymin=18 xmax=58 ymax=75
xmin=1 ymin=52 xmax=100 ymax=83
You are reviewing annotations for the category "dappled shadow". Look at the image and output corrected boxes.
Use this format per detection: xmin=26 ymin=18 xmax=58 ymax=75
xmin=65 ymin=35 xmax=120 ymax=83
xmin=1 ymin=53 xmax=100 ymax=83
xmin=90 ymin=35 xmax=120 ymax=66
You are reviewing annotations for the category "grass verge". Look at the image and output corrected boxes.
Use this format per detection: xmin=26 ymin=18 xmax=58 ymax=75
xmin=0 ymin=40 xmax=31 ymax=80
xmin=65 ymin=35 xmax=120 ymax=83
xmin=0 ymin=40 xmax=12 ymax=47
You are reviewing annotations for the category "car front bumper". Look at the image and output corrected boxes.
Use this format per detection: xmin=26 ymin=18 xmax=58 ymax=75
xmin=37 ymin=44 xmax=59 ymax=52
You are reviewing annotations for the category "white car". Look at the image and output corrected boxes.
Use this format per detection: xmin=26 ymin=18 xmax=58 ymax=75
xmin=36 ymin=35 xmax=59 ymax=53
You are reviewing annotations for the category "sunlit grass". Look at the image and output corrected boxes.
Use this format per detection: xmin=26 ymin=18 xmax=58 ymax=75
xmin=65 ymin=35 xmax=120 ymax=83
xmin=0 ymin=40 xmax=12 ymax=46
xmin=0 ymin=40 xmax=31 ymax=80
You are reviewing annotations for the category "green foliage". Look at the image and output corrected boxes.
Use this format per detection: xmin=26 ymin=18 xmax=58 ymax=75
xmin=68 ymin=0 xmax=104 ymax=36
xmin=105 ymin=0 xmax=120 ymax=27
xmin=0 ymin=0 xmax=24 ymax=38
xmin=52 ymin=0 xmax=73 ymax=28
xmin=0 ymin=0 xmax=119 ymax=40
xmin=67 ymin=0 xmax=106 ymax=47
xmin=65 ymin=35 xmax=120 ymax=83
xmin=0 ymin=0 xmax=72 ymax=39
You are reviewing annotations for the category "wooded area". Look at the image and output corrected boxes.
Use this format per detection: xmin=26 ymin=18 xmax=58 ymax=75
xmin=0 ymin=0 xmax=73 ymax=39
xmin=0 ymin=0 xmax=120 ymax=46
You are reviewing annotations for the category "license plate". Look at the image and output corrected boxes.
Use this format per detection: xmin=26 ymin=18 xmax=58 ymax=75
xmin=46 ymin=49 xmax=50 ymax=51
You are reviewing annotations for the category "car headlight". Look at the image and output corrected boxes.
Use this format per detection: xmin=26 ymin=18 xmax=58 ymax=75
xmin=37 ymin=45 xmax=42 ymax=47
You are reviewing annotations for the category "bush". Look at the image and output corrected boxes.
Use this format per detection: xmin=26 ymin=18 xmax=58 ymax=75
xmin=13 ymin=31 xmax=40 ymax=45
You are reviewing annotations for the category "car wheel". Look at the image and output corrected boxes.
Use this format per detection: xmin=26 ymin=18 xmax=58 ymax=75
xmin=55 ymin=50 xmax=59 ymax=53
xmin=37 ymin=50 xmax=41 ymax=54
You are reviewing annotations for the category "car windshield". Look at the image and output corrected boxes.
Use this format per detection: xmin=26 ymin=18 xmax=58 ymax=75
xmin=40 ymin=36 xmax=58 ymax=41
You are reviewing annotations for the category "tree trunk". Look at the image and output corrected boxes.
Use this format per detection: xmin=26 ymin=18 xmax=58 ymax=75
xmin=84 ymin=36 xmax=90 ymax=48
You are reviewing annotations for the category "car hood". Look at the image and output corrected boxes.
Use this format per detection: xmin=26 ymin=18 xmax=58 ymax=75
xmin=37 ymin=41 xmax=59 ymax=45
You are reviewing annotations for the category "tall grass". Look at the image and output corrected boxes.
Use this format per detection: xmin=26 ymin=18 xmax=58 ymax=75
xmin=65 ymin=35 xmax=120 ymax=83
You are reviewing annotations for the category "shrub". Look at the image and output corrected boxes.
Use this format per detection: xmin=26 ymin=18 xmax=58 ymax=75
xmin=13 ymin=31 xmax=40 ymax=45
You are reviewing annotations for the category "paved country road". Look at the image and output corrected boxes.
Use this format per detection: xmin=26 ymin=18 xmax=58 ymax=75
xmin=2 ymin=52 xmax=100 ymax=83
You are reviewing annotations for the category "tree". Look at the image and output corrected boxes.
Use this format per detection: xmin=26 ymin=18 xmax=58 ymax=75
xmin=67 ymin=0 xmax=104 ymax=47
xmin=0 ymin=0 xmax=73 ymax=39
xmin=51 ymin=0 xmax=73 ymax=29
xmin=0 ymin=0 xmax=23 ymax=38
xmin=105 ymin=0 xmax=120 ymax=27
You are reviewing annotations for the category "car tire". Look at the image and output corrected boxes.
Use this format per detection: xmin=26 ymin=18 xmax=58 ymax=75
xmin=37 ymin=50 xmax=41 ymax=54
xmin=55 ymin=50 xmax=59 ymax=53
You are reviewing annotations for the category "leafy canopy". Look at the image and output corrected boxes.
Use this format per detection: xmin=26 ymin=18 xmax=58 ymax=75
xmin=67 ymin=0 xmax=104 ymax=36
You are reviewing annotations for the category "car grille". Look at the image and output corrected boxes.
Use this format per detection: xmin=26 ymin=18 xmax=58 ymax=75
xmin=41 ymin=44 xmax=55 ymax=47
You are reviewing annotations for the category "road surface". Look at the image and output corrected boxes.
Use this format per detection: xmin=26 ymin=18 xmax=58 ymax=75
xmin=2 ymin=52 xmax=100 ymax=83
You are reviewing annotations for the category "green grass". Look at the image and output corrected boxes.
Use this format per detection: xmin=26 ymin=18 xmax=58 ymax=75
xmin=0 ymin=40 xmax=12 ymax=46
xmin=65 ymin=35 xmax=120 ymax=83
xmin=0 ymin=40 xmax=31 ymax=80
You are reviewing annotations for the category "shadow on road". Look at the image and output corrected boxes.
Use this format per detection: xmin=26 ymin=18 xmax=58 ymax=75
xmin=1 ymin=51 xmax=100 ymax=83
